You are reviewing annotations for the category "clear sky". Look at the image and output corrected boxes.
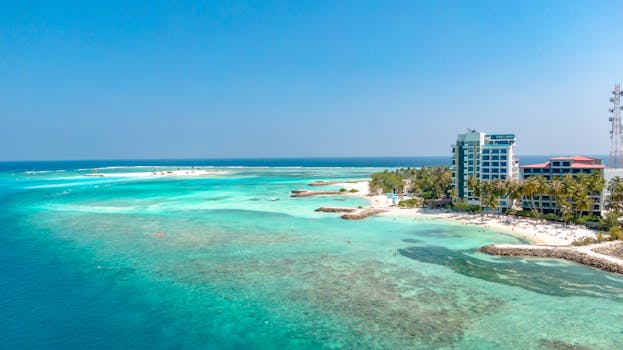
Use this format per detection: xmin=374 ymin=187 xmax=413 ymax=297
xmin=2 ymin=0 xmax=622 ymax=160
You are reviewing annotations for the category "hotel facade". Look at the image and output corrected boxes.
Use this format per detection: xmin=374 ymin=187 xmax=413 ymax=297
xmin=520 ymin=156 xmax=605 ymax=215
xmin=451 ymin=130 xmax=518 ymax=208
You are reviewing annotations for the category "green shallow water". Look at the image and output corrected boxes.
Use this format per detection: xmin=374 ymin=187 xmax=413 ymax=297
xmin=1 ymin=167 xmax=623 ymax=349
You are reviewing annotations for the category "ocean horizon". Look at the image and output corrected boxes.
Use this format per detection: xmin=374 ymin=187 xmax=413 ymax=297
xmin=0 ymin=155 xmax=610 ymax=172
xmin=1 ymin=163 xmax=622 ymax=349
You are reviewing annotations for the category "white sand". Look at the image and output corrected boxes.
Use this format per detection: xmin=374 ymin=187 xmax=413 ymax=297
xmin=376 ymin=208 xmax=598 ymax=246
xmin=357 ymin=192 xmax=597 ymax=246
xmin=311 ymin=179 xmax=600 ymax=246
xmin=85 ymin=169 xmax=230 ymax=178
xmin=381 ymin=207 xmax=597 ymax=245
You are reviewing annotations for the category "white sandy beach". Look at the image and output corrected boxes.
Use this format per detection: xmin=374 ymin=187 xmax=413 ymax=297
xmin=334 ymin=181 xmax=598 ymax=246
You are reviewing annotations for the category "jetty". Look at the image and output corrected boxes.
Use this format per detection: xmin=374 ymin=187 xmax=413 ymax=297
xmin=308 ymin=180 xmax=360 ymax=186
xmin=341 ymin=208 xmax=386 ymax=220
xmin=315 ymin=207 xmax=357 ymax=213
xmin=315 ymin=206 xmax=386 ymax=220
xmin=308 ymin=181 xmax=341 ymax=186
xmin=290 ymin=190 xmax=343 ymax=197
xmin=479 ymin=241 xmax=623 ymax=275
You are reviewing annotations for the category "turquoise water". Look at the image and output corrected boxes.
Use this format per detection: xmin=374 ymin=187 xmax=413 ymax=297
xmin=1 ymin=165 xmax=623 ymax=349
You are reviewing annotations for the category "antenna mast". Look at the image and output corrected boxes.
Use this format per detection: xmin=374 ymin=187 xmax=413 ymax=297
xmin=609 ymin=84 xmax=623 ymax=168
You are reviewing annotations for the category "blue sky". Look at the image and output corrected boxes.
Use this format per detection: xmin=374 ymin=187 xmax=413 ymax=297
xmin=1 ymin=0 xmax=622 ymax=160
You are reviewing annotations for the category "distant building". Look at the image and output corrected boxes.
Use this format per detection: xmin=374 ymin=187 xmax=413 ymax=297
xmin=451 ymin=129 xmax=518 ymax=208
xmin=520 ymin=156 xmax=605 ymax=215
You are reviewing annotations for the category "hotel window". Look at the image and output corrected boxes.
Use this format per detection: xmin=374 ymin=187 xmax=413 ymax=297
xmin=483 ymin=156 xmax=490 ymax=160
xmin=500 ymin=175 xmax=506 ymax=179
xmin=492 ymin=156 xmax=499 ymax=160
xmin=492 ymin=168 xmax=499 ymax=173
xmin=562 ymin=162 xmax=570 ymax=167
xmin=552 ymin=161 xmax=560 ymax=166
xmin=501 ymin=162 xmax=507 ymax=167
xmin=483 ymin=162 xmax=490 ymax=166
xmin=492 ymin=162 xmax=499 ymax=166
xmin=483 ymin=149 xmax=490 ymax=154
xmin=483 ymin=175 xmax=490 ymax=179
xmin=492 ymin=149 xmax=500 ymax=154
xmin=501 ymin=155 xmax=507 ymax=160
xmin=500 ymin=149 xmax=507 ymax=154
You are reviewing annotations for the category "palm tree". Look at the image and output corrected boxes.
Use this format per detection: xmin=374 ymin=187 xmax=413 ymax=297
xmin=560 ymin=201 xmax=574 ymax=224
xmin=533 ymin=175 xmax=548 ymax=219
xmin=522 ymin=177 xmax=541 ymax=218
xmin=483 ymin=194 xmax=498 ymax=216
xmin=574 ymin=193 xmax=593 ymax=219
xmin=467 ymin=176 xmax=481 ymax=204
xmin=607 ymin=176 xmax=623 ymax=193
xmin=505 ymin=180 xmax=523 ymax=210
xmin=548 ymin=178 xmax=564 ymax=217
xmin=606 ymin=176 xmax=623 ymax=221
xmin=588 ymin=171 xmax=606 ymax=194
xmin=560 ymin=174 xmax=577 ymax=219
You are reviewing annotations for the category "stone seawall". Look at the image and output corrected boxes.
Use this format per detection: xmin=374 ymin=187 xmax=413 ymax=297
xmin=290 ymin=190 xmax=342 ymax=197
xmin=479 ymin=244 xmax=623 ymax=275
xmin=341 ymin=209 xmax=386 ymax=220
xmin=313 ymin=206 xmax=385 ymax=220
xmin=315 ymin=207 xmax=357 ymax=213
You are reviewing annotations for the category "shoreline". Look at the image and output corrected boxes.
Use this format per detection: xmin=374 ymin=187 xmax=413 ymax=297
xmin=308 ymin=180 xmax=623 ymax=274
xmin=328 ymin=180 xmax=597 ymax=246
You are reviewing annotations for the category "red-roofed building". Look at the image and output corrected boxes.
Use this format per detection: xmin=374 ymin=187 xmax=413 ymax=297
xmin=520 ymin=156 xmax=605 ymax=215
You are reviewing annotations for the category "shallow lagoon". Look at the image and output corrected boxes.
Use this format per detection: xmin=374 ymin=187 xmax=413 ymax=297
xmin=1 ymin=166 xmax=622 ymax=349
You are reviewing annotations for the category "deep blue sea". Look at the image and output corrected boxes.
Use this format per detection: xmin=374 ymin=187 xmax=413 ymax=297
xmin=1 ymin=157 xmax=621 ymax=349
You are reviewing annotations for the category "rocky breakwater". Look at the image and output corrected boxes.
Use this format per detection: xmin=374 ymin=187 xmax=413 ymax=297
xmin=314 ymin=206 xmax=386 ymax=220
xmin=479 ymin=243 xmax=623 ymax=275
xmin=290 ymin=190 xmax=342 ymax=197
xmin=341 ymin=208 xmax=387 ymax=220
xmin=315 ymin=207 xmax=357 ymax=213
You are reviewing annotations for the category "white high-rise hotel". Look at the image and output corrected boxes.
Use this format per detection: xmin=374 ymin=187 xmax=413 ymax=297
xmin=451 ymin=129 xmax=518 ymax=208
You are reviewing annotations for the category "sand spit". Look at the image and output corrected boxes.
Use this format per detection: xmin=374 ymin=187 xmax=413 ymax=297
xmin=85 ymin=169 xmax=230 ymax=178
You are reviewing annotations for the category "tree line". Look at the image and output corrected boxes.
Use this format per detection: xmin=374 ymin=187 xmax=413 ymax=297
xmin=369 ymin=166 xmax=452 ymax=200
xmin=466 ymin=172 xmax=610 ymax=224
